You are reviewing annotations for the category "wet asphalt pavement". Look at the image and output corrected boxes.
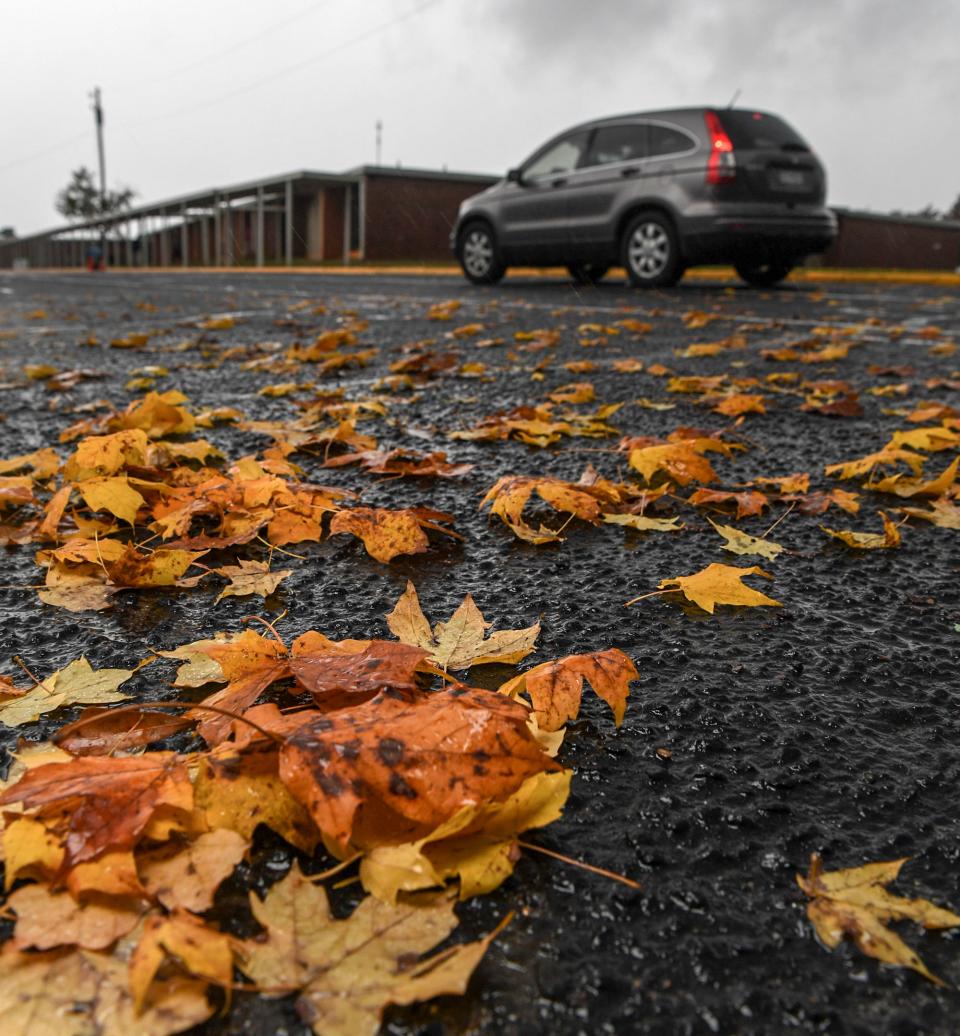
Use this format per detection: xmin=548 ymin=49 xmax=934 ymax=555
xmin=0 ymin=269 xmax=959 ymax=1035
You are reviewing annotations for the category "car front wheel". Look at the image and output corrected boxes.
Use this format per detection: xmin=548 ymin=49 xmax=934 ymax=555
xmin=621 ymin=212 xmax=683 ymax=288
xmin=457 ymin=223 xmax=506 ymax=285
xmin=734 ymin=260 xmax=794 ymax=287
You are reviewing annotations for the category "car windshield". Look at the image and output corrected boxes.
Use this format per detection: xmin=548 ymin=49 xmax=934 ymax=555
xmin=524 ymin=131 xmax=590 ymax=178
xmin=718 ymin=111 xmax=810 ymax=152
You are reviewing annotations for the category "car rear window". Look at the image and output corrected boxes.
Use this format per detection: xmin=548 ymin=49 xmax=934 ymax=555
xmin=717 ymin=111 xmax=810 ymax=152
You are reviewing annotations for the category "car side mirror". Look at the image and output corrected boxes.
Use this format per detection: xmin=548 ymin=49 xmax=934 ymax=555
xmin=506 ymin=167 xmax=524 ymax=185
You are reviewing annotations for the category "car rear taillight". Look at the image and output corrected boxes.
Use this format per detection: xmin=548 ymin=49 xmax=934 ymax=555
xmin=704 ymin=110 xmax=736 ymax=184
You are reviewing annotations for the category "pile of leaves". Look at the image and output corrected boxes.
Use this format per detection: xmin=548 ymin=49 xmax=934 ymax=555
xmin=0 ymin=583 xmax=637 ymax=1033
xmin=2 ymin=286 xmax=960 ymax=1035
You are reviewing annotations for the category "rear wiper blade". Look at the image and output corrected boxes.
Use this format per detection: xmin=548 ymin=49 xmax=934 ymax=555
xmin=780 ymin=142 xmax=810 ymax=153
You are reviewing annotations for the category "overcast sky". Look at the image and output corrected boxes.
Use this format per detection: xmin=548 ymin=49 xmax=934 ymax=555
xmin=3 ymin=0 xmax=959 ymax=235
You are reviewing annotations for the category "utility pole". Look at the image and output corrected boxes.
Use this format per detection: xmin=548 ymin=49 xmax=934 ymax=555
xmin=91 ymin=87 xmax=107 ymax=267
xmin=375 ymin=119 xmax=382 ymax=166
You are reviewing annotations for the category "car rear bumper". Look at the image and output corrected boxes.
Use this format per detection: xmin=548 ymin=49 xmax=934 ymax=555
xmin=680 ymin=209 xmax=838 ymax=262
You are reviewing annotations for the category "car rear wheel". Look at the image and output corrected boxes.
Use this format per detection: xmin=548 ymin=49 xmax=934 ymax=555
xmin=457 ymin=222 xmax=505 ymax=285
xmin=621 ymin=212 xmax=683 ymax=288
xmin=567 ymin=263 xmax=609 ymax=286
xmin=734 ymin=260 xmax=794 ymax=287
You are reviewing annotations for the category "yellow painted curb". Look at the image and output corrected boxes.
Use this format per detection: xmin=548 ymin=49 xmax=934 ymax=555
xmin=12 ymin=264 xmax=960 ymax=287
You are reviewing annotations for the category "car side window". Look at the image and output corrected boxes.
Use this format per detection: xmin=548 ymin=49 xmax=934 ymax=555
xmin=586 ymin=123 xmax=649 ymax=166
xmin=647 ymin=124 xmax=696 ymax=158
xmin=523 ymin=131 xmax=591 ymax=180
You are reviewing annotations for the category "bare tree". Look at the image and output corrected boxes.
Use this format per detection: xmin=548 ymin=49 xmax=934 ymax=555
xmin=55 ymin=166 xmax=135 ymax=222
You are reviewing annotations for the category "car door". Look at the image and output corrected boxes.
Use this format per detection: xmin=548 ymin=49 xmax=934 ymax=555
xmin=498 ymin=129 xmax=592 ymax=262
xmin=564 ymin=122 xmax=650 ymax=257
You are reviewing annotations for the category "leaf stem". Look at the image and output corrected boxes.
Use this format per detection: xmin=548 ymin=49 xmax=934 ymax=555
xmin=51 ymin=699 xmax=286 ymax=745
xmin=761 ymin=501 xmax=796 ymax=539
xmin=518 ymin=840 xmax=642 ymax=890
xmin=623 ymin=588 xmax=671 ymax=608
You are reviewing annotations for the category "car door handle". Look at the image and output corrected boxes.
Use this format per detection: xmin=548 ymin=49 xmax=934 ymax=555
xmin=550 ymin=177 xmax=567 ymax=187
xmin=621 ymin=166 xmax=641 ymax=177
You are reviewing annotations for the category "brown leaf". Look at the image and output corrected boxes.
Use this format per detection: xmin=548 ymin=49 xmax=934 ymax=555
xmin=0 ymin=753 xmax=192 ymax=865
xmin=290 ymin=640 xmax=429 ymax=708
xmin=8 ymin=885 xmax=142 ymax=950
xmin=498 ymin=649 xmax=638 ymax=732
xmin=278 ymin=686 xmax=560 ymax=852
xmin=138 ymin=829 xmax=248 ymax=912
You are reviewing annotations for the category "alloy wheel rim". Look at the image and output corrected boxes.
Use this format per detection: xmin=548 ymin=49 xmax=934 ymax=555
xmin=463 ymin=231 xmax=493 ymax=276
xmin=628 ymin=222 xmax=669 ymax=278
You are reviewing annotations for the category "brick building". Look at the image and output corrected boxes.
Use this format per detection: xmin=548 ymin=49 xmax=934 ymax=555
xmin=0 ymin=166 xmax=497 ymax=269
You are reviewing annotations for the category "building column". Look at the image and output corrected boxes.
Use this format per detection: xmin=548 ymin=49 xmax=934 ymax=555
xmin=256 ymin=186 xmax=264 ymax=267
xmin=180 ymin=205 xmax=189 ymax=267
xmin=343 ymin=183 xmax=352 ymax=264
xmin=358 ymin=175 xmax=367 ymax=261
xmin=285 ymin=180 xmax=294 ymax=266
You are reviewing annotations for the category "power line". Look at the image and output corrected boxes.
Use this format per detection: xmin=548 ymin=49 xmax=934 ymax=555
xmin=0 ymin=0 xmax=442 ymax=176
xmin=115 ymin=0 xmax=443 ymax=130
xmin=137 ymin=0 xmax=336 ymax=86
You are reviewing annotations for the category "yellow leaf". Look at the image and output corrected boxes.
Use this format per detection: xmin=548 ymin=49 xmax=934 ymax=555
xmin=602 ymin=513 xmax=684 ymax=533
xmin=0 ymin=657 xmax=132 ymax=728
xmin=648 ymin=563 xmax=782 ymax=613
xmin=821 ymin=511 xmax=902 ymax=550
xmin=213 ymin=559 xmax=292 ymax=603
xmin=708 ymin=518 xmax=784 ymax=559
xmin=361 ymin=770 xmax=571 ymax=902
xmin=0 ymin=948 xmax=213 ymax=1035
xmin=236 ymin=864 xmax=498 ymax=1036
xmin=797 ymin=853 xmax=960 ymax=985
xmin=75 ymin=476 xmax=146 ymax=526
xmin=386 ymin=581 xmax=540 ymax=670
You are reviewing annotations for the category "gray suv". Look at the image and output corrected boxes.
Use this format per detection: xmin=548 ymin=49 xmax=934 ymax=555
xmin=453 ymin=107 xmax=836 ymax=288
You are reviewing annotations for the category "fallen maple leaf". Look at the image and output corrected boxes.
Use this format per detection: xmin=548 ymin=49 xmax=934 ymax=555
xmin=0 ymin=753 xmax=192 ymax=865
xmin=0 ymin=657 xmax=133 ymax=729
xmin=289 ymin=640 xmax=429 ymax=709
xmin=386 ymin=581 xmax=540 ymax=670
xmin=821 ymin=511 xmax=902 ymax=550
xmin=797 ymin=853 xmax=960 ymax=985
xmin=708 ymin=519 xmax=784 ymax=560
xmin=129 ymin=910 xmax=234 ymax=1011
xmin=278 ymin=685 xmax=560 ymax=852
xmin=361 ymin=769 xmax=571 ymax=901
xmin=237 ymin=864 xmax=499 ymax=1036
xmin=480 ymin=474 xmax=623 ymax=543
xmin=329 ymin=507 xmax=460 ymax=563
xmin=901 ymin=498 xmax=960 ymax=529
xmin=7 ymin=884 xmax=142 ymax=951
xmin=0 ymin=947 xmax=213 ymax=1034
xmin=602 ymin=513 xmax=684 ymax=534
xmin=636 ymin=563 xmax=782 ymax=613
xmin=497 ymin=648 xmax=638 ymax=732
xmin=687 ymin=487 xmax=769 ymax=519
xmin=138 ymin=829 xmax=248 ymax=912
xmin=193 ymin=741 xmax=319 ymax=853
xmin=213 ymin=559 xmax=292 ymax=603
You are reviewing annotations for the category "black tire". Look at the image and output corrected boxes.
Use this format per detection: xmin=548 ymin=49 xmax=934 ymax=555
xmin=734 ymin=259 xmax=794 ymax=287
xmin=567 ymin=263 xmax=609 ymax=286
xmin=457 ymin=222 xmax=506 ymax=285
xmin=620 ymin=211 xmax=683 ymax=288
